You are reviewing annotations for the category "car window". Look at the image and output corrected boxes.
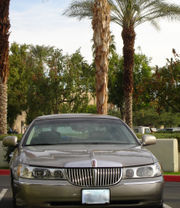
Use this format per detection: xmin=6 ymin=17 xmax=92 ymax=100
xmin=24 ymin=119 xmax=138 ymax=145
xmin=145 ymin=128 xmax=151 ymax=134
xmin=133 ymin=128 xmax=139 ymax=133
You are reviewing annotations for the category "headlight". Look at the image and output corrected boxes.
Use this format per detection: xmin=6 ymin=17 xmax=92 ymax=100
xmin=122 ymin=163 xmax=162 ymax=179
xmin=15 ymin=164 xmax=66 ymax=180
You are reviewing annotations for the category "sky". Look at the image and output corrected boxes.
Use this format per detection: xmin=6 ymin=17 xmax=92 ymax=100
xmin=9 ymin=0 xmax=180 ymax=67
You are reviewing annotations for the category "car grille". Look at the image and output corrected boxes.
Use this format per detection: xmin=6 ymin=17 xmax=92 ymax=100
xmin=66 ymin=168 xmax=121 ymax=187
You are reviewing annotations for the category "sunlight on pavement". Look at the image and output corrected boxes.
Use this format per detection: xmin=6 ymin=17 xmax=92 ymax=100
xmin=0 ymin=189 xmax=8 ymax=201
xmin=164 ymin=203 xmax=172 ymax=208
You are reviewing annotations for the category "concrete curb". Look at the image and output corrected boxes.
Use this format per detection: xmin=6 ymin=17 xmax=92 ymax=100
xmin=0 ymin=169 xmax=10 ymax=175
xmin=163 ymin=175 xmax=180 ymax=182
xmin=0 ymin=170 xmax=180 ymax=182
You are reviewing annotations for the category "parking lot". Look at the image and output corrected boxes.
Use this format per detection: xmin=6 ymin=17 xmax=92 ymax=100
xmin=0 ymin=175 xmax=180 ymax=208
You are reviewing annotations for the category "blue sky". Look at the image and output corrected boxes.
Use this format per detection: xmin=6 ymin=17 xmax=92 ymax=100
xmin=10 ymin=0 xmax=180 ymax=67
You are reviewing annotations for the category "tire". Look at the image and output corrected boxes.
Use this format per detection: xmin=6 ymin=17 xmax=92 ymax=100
xmin=152 ymin=202 xmax=164 ymax=208
xmin=11 ymin=175 xmax=23 ymax=208
xmin=12 ymin=182 xmax=19 ymax=208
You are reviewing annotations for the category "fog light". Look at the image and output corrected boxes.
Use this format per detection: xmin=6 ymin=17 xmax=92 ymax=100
xmin=54 ymin=170 xmax=64 ymax=179
xmin=126 ymin=169 xmax=134 ymax=178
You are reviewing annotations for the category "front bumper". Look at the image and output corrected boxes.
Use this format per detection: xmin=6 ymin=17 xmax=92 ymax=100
xmin=13 ymin=176 xmax=164 ymax=208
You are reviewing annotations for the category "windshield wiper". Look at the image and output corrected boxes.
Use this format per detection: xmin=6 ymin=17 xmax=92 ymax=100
xmin=25 ymin=143 xmax=61 ymax=146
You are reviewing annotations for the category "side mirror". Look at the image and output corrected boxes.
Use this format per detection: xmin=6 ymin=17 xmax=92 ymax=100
xmin=3 ymin=136 xmax=18 ymax=147
xmin=142 ymin=135 xmax=156 ymax=146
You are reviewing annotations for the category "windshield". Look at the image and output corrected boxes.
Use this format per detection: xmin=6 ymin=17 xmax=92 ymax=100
xmin=23 ymin=118 xmax=138 ymax=146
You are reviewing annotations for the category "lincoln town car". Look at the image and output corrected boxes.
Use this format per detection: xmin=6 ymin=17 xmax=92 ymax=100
xmin=3 ymin=114 xmax=164 ymax=208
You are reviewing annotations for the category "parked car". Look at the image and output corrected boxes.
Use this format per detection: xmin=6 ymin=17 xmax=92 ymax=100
xmin=157 ymin=127 xmax=180 ymax=133
xmin=3 ymin=114 xmax=164 ymax=208
xmin=165 ymin=127 xmax=180 ymax=133
xmin=133 ymin=126 xmax=151 ymax=134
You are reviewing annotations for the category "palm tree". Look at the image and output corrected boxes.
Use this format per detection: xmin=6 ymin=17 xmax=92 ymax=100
xmin=92 ymin=0 xmax=110 ymax=114
xmin=0 ymin=0 xmax=10 ymax=134
xmin=64 ymin=0 xmax=180 ymax=128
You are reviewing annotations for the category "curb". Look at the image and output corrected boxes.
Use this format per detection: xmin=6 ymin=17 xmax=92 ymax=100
xmin=0 ymin=169 xmax=10 ymax=175
xmin=0 ymin=170 xmax=180 ymax=182
xmin=163 ymin=175 xmax=180 ymax=182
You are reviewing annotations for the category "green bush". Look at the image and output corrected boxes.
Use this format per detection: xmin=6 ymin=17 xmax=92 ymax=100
xmin=0 ymin=135 xmax=8 ymax=141
xmin=0 ymin=134 xmax=22 ymax=141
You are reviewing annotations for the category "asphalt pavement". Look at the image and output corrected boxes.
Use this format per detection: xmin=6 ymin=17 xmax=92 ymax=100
xmin=0 ymin=175 xmax=180 ymax=208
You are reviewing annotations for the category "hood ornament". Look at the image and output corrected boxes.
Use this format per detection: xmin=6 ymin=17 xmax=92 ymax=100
xmin=91 ymin=159 xmax=97 ymax=168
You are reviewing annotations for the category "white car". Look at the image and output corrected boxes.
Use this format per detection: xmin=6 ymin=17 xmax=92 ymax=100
xmin=134 ymin=126 xmax=151 ymax=134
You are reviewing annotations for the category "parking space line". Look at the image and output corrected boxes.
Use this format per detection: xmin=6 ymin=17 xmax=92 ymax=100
xmin=164 ymin=204 xmax=172 ymax=208
xmin=0 ymin=189 xmax=8 ymax=201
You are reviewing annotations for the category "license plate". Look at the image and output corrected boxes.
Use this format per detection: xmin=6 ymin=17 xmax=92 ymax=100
xmin=82 ymin=189 xmax=110 ymax=204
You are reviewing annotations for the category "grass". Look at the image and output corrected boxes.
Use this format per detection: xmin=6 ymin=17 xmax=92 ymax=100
xmin=0 ymin=167 xmax=9 ymax=169
xmin=163 ymin=172 xmax=180 ymax=175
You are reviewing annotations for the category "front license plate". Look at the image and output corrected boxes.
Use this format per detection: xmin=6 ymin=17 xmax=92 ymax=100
xmin=82 ymin=189 xmax=110 ymax=204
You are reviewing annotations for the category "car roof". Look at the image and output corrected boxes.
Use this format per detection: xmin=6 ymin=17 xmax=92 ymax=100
xmin=35 ymin=113 xmax=120 ymax=121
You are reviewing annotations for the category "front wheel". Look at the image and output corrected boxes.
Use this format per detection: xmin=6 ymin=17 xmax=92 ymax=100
xmin=12 ymin=182 xmax=20 ymax=208
xmin=11 ymin=176 xmax=23 ymax=208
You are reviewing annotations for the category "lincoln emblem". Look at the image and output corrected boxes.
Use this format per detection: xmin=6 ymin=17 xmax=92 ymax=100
xmin=91 ymin=159 xmax=97 ymax=168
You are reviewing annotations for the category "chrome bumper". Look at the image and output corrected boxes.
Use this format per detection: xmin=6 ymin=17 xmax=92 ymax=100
xmin=13 ymin=176 xmax=164 ymax=207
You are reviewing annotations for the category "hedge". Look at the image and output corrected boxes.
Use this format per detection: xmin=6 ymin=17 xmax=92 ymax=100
xmin=0 ymin=134 xmax=22 ymax=141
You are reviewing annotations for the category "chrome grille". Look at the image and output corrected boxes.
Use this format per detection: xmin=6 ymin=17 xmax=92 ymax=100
xmin=66 ymin=168 xmax=121 ymax=187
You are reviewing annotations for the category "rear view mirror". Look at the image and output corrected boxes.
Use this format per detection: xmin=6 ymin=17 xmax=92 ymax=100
xmin=142 ymin=135 xmax=156 ymax=146
xmin=3 ymin=136 xmax=18 ymax=147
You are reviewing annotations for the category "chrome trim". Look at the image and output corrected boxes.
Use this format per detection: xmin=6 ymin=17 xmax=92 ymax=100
xmin=66 ymin=168 xmax=122 ymax=187
xmin=123 ymin=178 xmax=163 ymax=185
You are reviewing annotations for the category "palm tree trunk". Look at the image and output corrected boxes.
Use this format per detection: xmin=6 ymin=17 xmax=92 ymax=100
xmin=92 ymin=0 xmax=110 ymax=114
xmin=0 ymin=83 xmax=8 ymax=134
xmin=0 ymin=0 xmax=10 ymax=134
xmin=122 ymin=24 xmax=136 ymax=128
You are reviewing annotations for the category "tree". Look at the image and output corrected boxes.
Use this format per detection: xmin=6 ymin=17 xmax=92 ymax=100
xmin=133 ymin=53 xmax=152 ymax=110
xmin=148 ymin=50 xmax=180 ymax=114
xmin=64 ymin=0 xmax=180 ymax=128
xmin=92 ymin=0 xmax=110 ymax=114
xmin=133 ymin=108 xmax=180 ymax=127
xmin=47 ymin=48 xmax=93 ymax=115
xmin=8 ymin=43 xmax=95 ymax=124
xmin=0 ymin=0 xmax=10 ymax=134
xmin=108 ymin=51 xmax=152 ymax=118
xmin=8 ymin=43 xmax=29 ymax=127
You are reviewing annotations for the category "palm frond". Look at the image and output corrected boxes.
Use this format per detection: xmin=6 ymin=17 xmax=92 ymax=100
xmin=135 ymin=0 xmax=180 ymax=27
xmin=64 ymin=0 xmax=180 ymax=28
xmin=63 ymin=0 xmax=94 ymax=20
xmin=149 ymin=19 xmax=160 ymax=31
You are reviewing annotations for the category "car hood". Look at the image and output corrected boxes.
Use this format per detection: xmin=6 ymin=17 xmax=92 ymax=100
xmin=19 ymin=144 xmax=156 ymax=168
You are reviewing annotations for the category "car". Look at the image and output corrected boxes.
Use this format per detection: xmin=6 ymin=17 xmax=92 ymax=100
xmin=133 ymin=126 xmax=151 ymax=134
xmin=157 ymin=127 xmax=180 ymax=133
xmin=165 ymin=127 xmax=180 ymax=133
xmin=3 ymin=114 xmax=164 ymax=208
